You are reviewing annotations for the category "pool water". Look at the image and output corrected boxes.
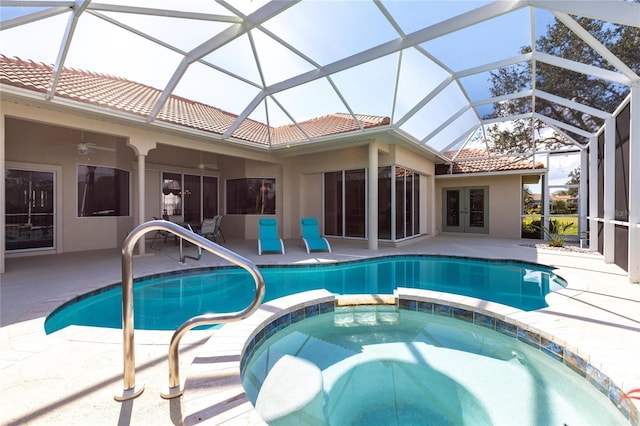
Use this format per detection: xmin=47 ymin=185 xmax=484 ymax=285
xmin=44 ymin=255 xmax=565 ymax=334
xmin=242 ymin=308 xmax=626 ymax=426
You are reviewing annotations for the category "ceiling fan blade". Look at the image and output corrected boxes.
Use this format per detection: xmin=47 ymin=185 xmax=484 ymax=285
xmin=91 ymin=145 xmax=116 ymax=152
xmin=198 ymin=163 xmax=218 ymax=170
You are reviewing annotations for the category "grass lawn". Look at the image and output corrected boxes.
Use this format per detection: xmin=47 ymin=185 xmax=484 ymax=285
xmin=522 ymin=215 xmax=579 ymax=236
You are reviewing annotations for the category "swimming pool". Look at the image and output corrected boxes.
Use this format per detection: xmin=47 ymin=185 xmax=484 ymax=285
xmin=44 ymin=255 xmax=565 ymax=334
xmin=242 ymin=306 xmax=627 ymax=425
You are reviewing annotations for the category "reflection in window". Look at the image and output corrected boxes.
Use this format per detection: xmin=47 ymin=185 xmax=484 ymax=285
xmin=324 ymin=170 xmax=365 ymax=238
xmin=226 ymin=178 xmax=276 ymax=215
xmin=395 ymin=166 xmax=419 ymax=239
xmin=521 ymin=174 xmax=544 ymax=239
xmin=162 ymin=172 xmax=218 ymax=222
xmin=6 ymin=169 xmax=55 ymax=250
xmin=324 ymin=171 xmax=343 ymax=236
xmin=78 ymin=165 xmax=129 ymax=217
xmin=378 ymin=167 xmax=392 ymax=239
xmin=548 ymin=153 xmax=580 ymax=239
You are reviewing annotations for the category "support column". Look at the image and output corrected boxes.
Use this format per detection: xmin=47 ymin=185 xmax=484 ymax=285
xmin=368 ymin=142 xmax=378 ymax=250
xmin=137 ymin=154 xmax=146 ymax=255
xmin=603 ymin=117 xmax=616 ymax=264
xmin=543 ymin=173 xmax=550 ymax=233
xmin=629 ymin=86 xmax=640 ymax=283
xmin=588 ymin=136 xmax=598 ymax=252
xmin=579 ymin=149 xmax=588 ymax=245
xmin=0 ymin=114 xmax=5 ymax=273
xmin=428 ymin=175 xmax=436 ymax=235
xmin=126 ymin=137 xmax=156 ymax=256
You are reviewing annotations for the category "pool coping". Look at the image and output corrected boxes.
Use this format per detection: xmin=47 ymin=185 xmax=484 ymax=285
xmin=180 ymin=288 xmax=639 ymax=426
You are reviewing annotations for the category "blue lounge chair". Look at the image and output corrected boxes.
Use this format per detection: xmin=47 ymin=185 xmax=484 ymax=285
xmin=258 ymin=218 xmax=285 ymax=255
xmin=300 ymin=217 xmax=331 ymax=253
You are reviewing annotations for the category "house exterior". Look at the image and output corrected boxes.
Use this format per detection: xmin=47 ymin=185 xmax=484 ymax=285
xmin=2 ymin=53 xmax=638 ymax=286
xmin=0 ymin=55 xmax=551 ymax=273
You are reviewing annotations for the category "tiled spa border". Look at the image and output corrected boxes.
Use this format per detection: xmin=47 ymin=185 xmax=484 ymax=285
xmin=234 ymin=289 xmax=639 ymax=426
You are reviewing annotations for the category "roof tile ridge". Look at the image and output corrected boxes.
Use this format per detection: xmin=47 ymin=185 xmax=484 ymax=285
xmin=1 ymin=55 xmax=53 ymax=73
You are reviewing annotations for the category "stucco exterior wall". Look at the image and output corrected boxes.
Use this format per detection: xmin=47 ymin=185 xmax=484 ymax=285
xmin=435 ymin=174 xmax=522 ymax=239
xmin=3 ymin=101 xmax=439 ymax=261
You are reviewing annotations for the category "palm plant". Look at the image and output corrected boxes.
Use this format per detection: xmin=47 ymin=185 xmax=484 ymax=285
xmin=537 ymin=219 xmax=575 ymax=247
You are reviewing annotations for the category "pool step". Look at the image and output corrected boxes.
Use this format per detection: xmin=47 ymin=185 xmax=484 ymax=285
xmin=334 ymin=305 xmax=400 ymax=327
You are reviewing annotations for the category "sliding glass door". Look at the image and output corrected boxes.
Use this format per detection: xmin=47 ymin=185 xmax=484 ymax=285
xmin=324 ymin=170 xmax=366 ymax=238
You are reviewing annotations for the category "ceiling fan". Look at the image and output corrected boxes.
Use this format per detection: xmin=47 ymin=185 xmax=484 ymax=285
xmin=63 ymin=131 xmax=116 ymax=155
xmin=75 ymin=142 xmax=116 ymax=155
xmin=196 ymin=152 xmax=218 ymax=171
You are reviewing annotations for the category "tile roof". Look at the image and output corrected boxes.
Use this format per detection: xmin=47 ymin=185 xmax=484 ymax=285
xmin=437 ymin=148 xmax=545 ymax=174
xmin=0 ymin=55 xmax=390 ymax=146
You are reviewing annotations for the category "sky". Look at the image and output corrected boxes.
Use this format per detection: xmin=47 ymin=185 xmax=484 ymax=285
xmin=0 ymin=1 xmax=597 ymax=157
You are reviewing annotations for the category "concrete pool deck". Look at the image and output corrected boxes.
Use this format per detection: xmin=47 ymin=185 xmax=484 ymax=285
xmin=1 ymin=236 xmax=639 ymax=425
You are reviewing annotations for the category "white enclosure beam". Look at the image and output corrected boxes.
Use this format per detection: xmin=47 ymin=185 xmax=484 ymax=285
xmin=148 ymin=1 xmax=296 ymax=121
xmin=46 ymin=0 xmax=91 ymax=101
xmin=629 ymin=87 xmax=640 ymax=283
xmin=588 ymin=136 xmax=599 ymax=252
xmin=603 ymin=117 xmax=616 ymax=264
xmin=554 ymin=12 xmax=639 ymax=83
xmin=368 ymin=142 xmax=378 ymax=250
xmin=579 ymin=149 xmax=588 ymax=242
xmin=535 ymin=52 xmax=630 ymax=86
xmin=529 ymin=1 xmax=640 ymax=28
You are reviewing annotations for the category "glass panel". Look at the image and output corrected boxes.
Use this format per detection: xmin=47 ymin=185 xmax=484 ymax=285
xmin=226 ymin=178 xmax=276 ymax=215
xmin=5 ymin=169 xmax=54 ymax=250
xmin=331 ymin=53 xmax=398 ymax=119
xmin=324 ymin=171 xmax=343 ymax=236
xmin=344 ymin=169 xmax=366 ymax=238
xmin=413 ymin=173 xmax=420 ymax=237
xmin=162 ymin=172 xmax=182 ymax=217
xmin=522 ymin=175 xmax=543 ymax=239
xmin=183 ymin=174 xmax=201 ymax=223
xmin=261 ymin=1 xmax=397 ymax=66
xmin=420 ymin=8 xmax=531 ymax=72
xmin=78 ymin=165 xmax=129 ymax=217
xmin=446 ymin=189 xmax=460 ymax=227
xmin=395 ymin=167 xmax=406 ymax=239
xmin=468 ymin=188 xmax=485 ymax=228
xmin=549 ymin=187 xmax=578 ymax=239
xmin=405 ymin=169 xmax=413 ymax=238
xmin=378 ymin=167 xmax=392 ymax=240
xmin=202 ymin=176 xmax=218 ymax=220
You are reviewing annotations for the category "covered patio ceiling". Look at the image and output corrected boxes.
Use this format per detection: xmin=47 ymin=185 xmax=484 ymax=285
xmin=1 ymin=0 xmax=639 ymax=157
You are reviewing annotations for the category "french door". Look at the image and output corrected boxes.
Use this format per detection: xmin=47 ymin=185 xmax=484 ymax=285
xmin=5 ymin=169 xmax=56 ymax=250
xmin=442 ymin=186 xmax=489 ymax=234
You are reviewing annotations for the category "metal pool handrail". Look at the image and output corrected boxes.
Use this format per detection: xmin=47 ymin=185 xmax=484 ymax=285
xmin=115 ymin=220 xmax=266 ymax=402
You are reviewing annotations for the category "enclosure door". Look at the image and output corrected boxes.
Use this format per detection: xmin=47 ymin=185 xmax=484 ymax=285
xmin=5 ymin=169 xmax=55 ymax=250
xmin=442 ymin=187 xmax=489 ymax=234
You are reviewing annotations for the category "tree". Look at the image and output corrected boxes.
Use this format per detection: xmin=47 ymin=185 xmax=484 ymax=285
xmin=522 ymin=186 xmax=534 ymax=212
xmin=566 ymin=167 xmax=580 ymax=197
xmin=485 ymin=15 xmax=640 ymax=154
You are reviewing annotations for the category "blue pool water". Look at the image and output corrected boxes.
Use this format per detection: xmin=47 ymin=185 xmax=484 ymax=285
xmin=44 ymin=255 xmax=565 ymax=334
xmin=242 ymin=308 xmax=626 ymax=425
